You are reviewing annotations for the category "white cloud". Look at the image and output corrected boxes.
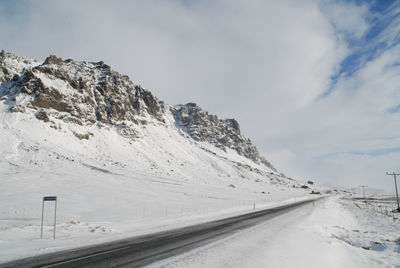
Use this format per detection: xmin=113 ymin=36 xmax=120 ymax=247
xmin=319 ymin=0 xmax=370 ymax=39
xmin=266 ymin=43 xmax=400 ymax=192
xmin=0 ymin=0 xmax=343 ymax=111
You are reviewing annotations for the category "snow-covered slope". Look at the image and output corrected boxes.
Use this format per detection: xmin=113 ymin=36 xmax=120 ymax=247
xmin=0 ymin=51 xmax=286 ymax=185
xmin=0 ymin=51 xmax=323 ymax=262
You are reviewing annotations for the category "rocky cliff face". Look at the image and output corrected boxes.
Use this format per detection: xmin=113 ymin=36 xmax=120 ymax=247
xmin=0 ymin=51 xmax=276 ymax=170
xmin=173 ymin=103 xmax=276 ymax=171
xmin=0 ymin=53 xmax=165 ymax=138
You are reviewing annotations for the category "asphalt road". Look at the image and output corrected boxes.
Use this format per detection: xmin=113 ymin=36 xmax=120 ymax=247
xmin=2 ymin=198 xmax=319 ymax=268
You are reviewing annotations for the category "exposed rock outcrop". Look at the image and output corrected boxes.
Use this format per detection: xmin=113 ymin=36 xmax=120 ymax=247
xmin=173 ymin=103 xmax=276 ymax=170
xmin=1 ymin=53 xmax=165 ymax=137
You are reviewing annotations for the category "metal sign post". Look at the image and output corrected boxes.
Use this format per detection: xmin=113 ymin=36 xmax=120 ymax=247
xmin=40 ymin=196 xmax=57 ymax=239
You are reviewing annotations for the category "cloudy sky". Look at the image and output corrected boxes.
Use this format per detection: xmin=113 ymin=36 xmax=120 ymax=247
xmin=1 ymin=0 xmax=399 ymax=193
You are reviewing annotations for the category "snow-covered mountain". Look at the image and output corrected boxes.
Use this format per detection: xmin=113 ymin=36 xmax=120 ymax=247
xmin=0 ymin=51 xmax=319 ymax=262
xmin=0 ymin=51 xmax=278 ymax=172
xmin=1 ymin=51 xmax=274 ymax=170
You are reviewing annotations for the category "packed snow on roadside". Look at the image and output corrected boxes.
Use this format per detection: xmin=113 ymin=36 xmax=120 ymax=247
xmin=0 ymin=102 xmax=323 ymax=264
xmin=152 ymin=195 xmax=400 ymax=268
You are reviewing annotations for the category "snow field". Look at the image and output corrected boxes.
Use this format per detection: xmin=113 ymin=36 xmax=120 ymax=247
xmin=152 ymin=196 xmax=400 ymax=268
xmin=0 ymin=102 xmax=319 ymax=263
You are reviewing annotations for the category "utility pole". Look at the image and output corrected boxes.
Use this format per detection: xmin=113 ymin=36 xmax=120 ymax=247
xmin=351 ymin=188 xmax=356 ymax=196
xmin=359 ymin=185 xmax=368 ymax=201
xmin=386 ymin=172 xmax=400 ymax=212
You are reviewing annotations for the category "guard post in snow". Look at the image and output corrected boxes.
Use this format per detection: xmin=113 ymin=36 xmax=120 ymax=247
xmin=41 ymin=196 xmax=57 ymax=239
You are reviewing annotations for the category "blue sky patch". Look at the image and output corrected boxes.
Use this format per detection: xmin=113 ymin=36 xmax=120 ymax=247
xmin=388 ymin=104 xmax=400 ymax=113
xmin=320 ymin=0 xmax=400 ymax=98
xmin=319 ymin=147 xmax=400 ymax=159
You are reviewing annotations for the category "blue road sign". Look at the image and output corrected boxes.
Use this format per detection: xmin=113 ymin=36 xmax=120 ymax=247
xmin=43 ymin=196 xmax=57 ymax=201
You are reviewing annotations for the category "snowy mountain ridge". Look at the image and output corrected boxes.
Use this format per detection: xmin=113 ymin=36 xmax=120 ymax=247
xmin=0 ymin=51 xmax=275 ymax=170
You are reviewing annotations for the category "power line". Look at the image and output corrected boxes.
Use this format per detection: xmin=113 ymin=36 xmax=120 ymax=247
xmin=386 ymin=172 xmax=400 ymax=212
xmin=359 ymin=185 xmax=368 ymax=201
